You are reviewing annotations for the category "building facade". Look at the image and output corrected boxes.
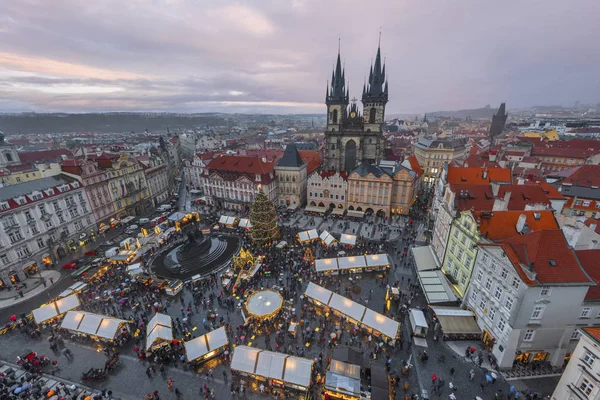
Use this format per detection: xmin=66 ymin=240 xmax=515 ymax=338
xmin=552 ymin=327 xmax=600 ymax=400
xmin=145 ymin=164 xmax=170 ymax=207
xmin=104 ymin=154 xmax=151 ymax=218
xmin=307 ymin=170 xmax=348 ymax=211
xmin=0 ymin=175 xmax=96 ymax=286
xmin=203 ymin=155 xmax=277 ymax=211
xmin=274 ymin=144 xmax=307 ymax=208
xmin=557 ymin=165 xmax=600 ymax=219
xmin=413 ymin=138 xmax=468 ymax=184
xmin=347 ymin=164 xmax=394 ymax=217
xmin=323 ymin=46 xmax=387 ymax=172
xmin=442 ymin=211 xmax=479 ymax=297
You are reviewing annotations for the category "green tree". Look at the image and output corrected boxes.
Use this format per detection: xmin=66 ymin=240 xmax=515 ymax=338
xmin=249 ymin=187 xmax=280 ymax=245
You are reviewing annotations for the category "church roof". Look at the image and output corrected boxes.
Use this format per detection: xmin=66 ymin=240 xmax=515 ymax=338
xmin=276 ymin=144 xmax=304 ymax=168
xmin=350 ymin=163 xmax=389 ymax=178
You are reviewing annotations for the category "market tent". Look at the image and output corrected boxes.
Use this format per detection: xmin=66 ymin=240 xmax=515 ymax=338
xmin=411 ymin=245 xmax=440 ymax=271
xmin=60 ymin=311 xmax=128 ymax=340
xmin=346 ymin=210 xmax=364 ymax=218
xmin=184 ymin=327 xmax=229 ymax=362
xmin=329 ymin=360 xmax=361 ymax=379
xmin=230 ymin=345 xmax=262 ymax=375
xmin=146 ymin=313 xmax=173 ymax=350
xmin=60 ymin=311 xmax=85 ymax=331
xmin=238 ymin=218 xmax=252 ymax=229
xmin=78 ymin=313 xmax=104 ymax=335
xmin=319 ymin=230 xmax=337 ymax=246
xmin=58 ymin=282 xmax=88 ymax=298
xmin=304 ymin=282 xmax=333 ymax=305
xmin=218 ymin=215 xmax=238 ymax=226
xmin=365 ymin=254 xmax=391 ymax=268
xmin=246 ymin=290 xmax=284 ymax=318
xmin=339 ymin=234 xmax=357 ymax=246
xmin=417 ymin=270 xmax=457 ymax=304
xmin=297 ymin=229 xmax=319 ymax=243
xmin=283 ymin=356 xmax=314 ymax=388
xmin=325 ymin=372 xmax=361 ymax=398
xmin=361 ymin=309 xmax=400 ymax=340
xmin=126 ymin=263 xmax=142 ymax=272
xmin=32 ymin=294 xmax=81 ymax=324
xmin=305 ymin=205 xmax=327 ymax=214
xmin=430 ymin=306 xmax=481 ymax=338
xmin=255 ymin=351 xmax=287 ymax=379
xmin=168 ymin=212 xmax=186 ymax=222
xmin=329 ymin=293 xmax=366 ymax=323
xmin=337 ymin=256 xmax=367 ymax=271
xmin=55 ymin=294 xmax=81 ymax=313
xmin=315 ymin=258 xmax=338 ymax=273
xmin=276 ymin=241 xmax=287 ymax=249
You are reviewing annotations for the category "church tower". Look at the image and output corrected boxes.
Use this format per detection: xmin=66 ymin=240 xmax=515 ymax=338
xmin=325 ymin=49 xmax=349 ymax=133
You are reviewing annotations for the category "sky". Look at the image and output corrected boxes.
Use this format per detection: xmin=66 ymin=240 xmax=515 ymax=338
xmin=0 ymin=0 xmax=599 ymax=114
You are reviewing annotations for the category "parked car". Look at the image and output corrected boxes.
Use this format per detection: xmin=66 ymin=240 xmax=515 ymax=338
xmin=138 ymin=218 xmax=150 ymax=225
xmin=61 ymin=262 xmax=78 ymax=270
xmin=125 ymin=224 xmax=139 ymax=234
xmin=84 ymin=250 xmax=97 ymax=256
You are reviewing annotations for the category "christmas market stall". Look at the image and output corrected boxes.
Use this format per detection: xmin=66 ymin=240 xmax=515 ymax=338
xmin=32 ymin=294 xmax=81 ymax=325
xmin=60 ymin=311 xmax=129 ymax=342
xmin=146 ymin=313 xmax=173 ymax=351
xmin=313 ymin=254 xmax=391 ymax=275
xmin=126 ymin=263 xmax=144 ymax=277
xmin=339 ymin=234 xmax=357 ymax=247
xmin=319 ymin=230 xmax=337 ymax=247
xmin=218 ymin=215 xmax=238 ymax=227
xmin=275 ymin=241 xmax=287 ymax=249
xmin=238 ymin=218 xmax=252 ymax=229
xmin=297 ymin=229 xmax=319 ymax=244
xmin=245 ymin=290 xmax=284 ymax=320
xmin=184 ymin=326 xmax=229 ymax=364
xmin=231 ymin=346 xmax=315 ymax=394
xmin=57 ymin=282 xmax=89 ymax=299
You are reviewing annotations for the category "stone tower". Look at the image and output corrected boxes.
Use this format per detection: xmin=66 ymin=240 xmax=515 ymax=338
xmin=324 ymin=42 xmax=388 ymax=172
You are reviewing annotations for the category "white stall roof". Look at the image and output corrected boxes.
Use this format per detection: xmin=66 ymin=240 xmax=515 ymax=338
xmin=95 ymin=318 xmax=127 ymax=340
xmin=256 ymin=351 xmax=287 ymax=380
xmin=205 ymin=327 xmax=229 ymax=351
xmin=297 ymin=231 xmax=309 ymax=242
xmin=305 ymin=206 xmax=327 ymax=214
xmin=69 ymin=282 xmax=88 ymax=292
xmin=276 ymin=241 xmax=287 ymax=249
xmin=330 ymin=360 xmax=361 ymax=379
xmin=126 ymin=263 xmax=142 ymax=272
xmin=55 ymin=294 xmax=81 ymax=314
xmin=362 ymin=309 xmax=400 ymax=339
xmin=365 ymin=254 xmax=391 ymax=268
xmin=78 ymin=313 xmax=104 ymax=335
xmin=411 ymin=245 xmax=440 ymax=271
xmin=246 ymin=290 xmax=283 ymax=318
xmin=307 ymin=229 xmax=319 ymax=239
xmin=238 ymin=218 xmax=252 ymax=228
xmin=231 ymin=345 xmax=262 ymax=375
xmin=218 ymin=215 xmax=237 ymax=226
xmin=128 ymin=268 xmax=144 ymax=276
xmin=409 ymin=309 xmax=428 ymax=329
xmin=417 ymin=270 xmax=457 ymax=304
xmin=304 ymin=282 xmax=333 ymax=305
xmin=337 ymin=256 xmax=367 ymax=270
xmin=315 ymin=258 xmax=338 ymax=273
xmin=168 ymin=212 xmax=186 ymax=222
xmin=325 ymin=372 xmax=361 ymax=396
xmin=32 ymin=304 xmax=58 ymax=324
xmin=283 ymin=356 xmax=314 ymax=388
xmin=331 ymin=208 xmax=345 ymax=216
xmin=149 ymin=313 xmax=172 ymax=329
xmin=346 ymin=210 xmax=364 ymax=218
xmin=146 ymin=325 xmax=173 ymax=349
xmin=329 ymin=293 xmax=366 ymax=323
xmin=319 ymin=230 xmax=336 ymax=246
xmin=185 ymin=335 xmax=208 ymax=362
xmin=60 ymin=311 xmax=85 ymax=331
xmin=339 ymin=234 xmax=357 ymax=246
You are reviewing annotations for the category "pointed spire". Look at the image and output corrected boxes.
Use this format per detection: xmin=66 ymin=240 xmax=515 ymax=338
xmin=362 ymin=37 xmax=388 ymax=104
xmin=327 ymin=41 xmax=349 ymax=105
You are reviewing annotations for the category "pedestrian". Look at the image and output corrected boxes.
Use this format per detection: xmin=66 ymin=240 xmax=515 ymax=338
xmin=174 ymin=388 xmax=181 ymax=398
xmin=469 ymin=368 xmax=475 ymax=381
xmin=450 ymin=367 xmax=455 ymax=375
xmin=160 ymin=363 xmax=165 ymax=377
xmin=168 ymin=378 xmax=174 ymax=391
xmin=146 ymin=367 xmax=152 ymax=378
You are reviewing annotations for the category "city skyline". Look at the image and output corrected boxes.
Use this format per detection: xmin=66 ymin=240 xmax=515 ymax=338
xmin=1 ymin=0 xmax=599 ymax=114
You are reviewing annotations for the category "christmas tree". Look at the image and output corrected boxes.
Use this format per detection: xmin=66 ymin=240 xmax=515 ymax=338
xmin=249 ymin=186 xmax=280 ymax=245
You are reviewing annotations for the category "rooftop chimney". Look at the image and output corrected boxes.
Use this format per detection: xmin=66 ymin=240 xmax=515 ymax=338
xmin=516 ymin=214 xmax=527 ymax=233
xmin=504 ymin=191 xmax=512 ymax=204
xmin=533 ymin=212 xmax=541 ymax=220
xmin=491 ymin=182 xmax=500 ymax=197
xmin=482 ymin=170 xmax=488 ymax=180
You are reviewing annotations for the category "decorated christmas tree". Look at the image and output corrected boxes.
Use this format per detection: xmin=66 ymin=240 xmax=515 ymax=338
xmin=249 ymin=186 xmax=280 ymax=245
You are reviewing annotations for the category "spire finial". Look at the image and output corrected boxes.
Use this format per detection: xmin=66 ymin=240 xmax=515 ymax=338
xmin=338 ymin=35 xmax=341 ymax=55
xmin=378 ymin=28 xmax=382 ymax=48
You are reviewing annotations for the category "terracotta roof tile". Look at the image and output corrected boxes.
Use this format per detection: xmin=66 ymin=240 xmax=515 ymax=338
xmin=582 ymin=327 xmax=600 ymax=343
xmin=407 ymin=155 xmax=423 ymax=176
xmin=475 ymin=210 xmax=558 ymax=240
xmin=207 ymin=155 xmax=274 ymax=175
xmin=450 ymin=184 xmax=553 ymax=211
xmin=584 ymin=218 xmax=600 ymax=235
xmin=576 ymin=250 xmax=600 ymax=301
xmin=447 ymin=167 xmax=511 ymax=185
xmin=17 ymin=149 xmax=73 ymax=164
xmin=561 ymin=165 xmax=600 ymax=188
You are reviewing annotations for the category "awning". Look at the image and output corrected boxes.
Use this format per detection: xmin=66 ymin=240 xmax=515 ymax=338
xmin=361 ymin=309 xmax=400 ymax=339
xmin=331 ymin=208 xmax=345 ymax=216
xmin=430 ymin=306 xmax=481 ymax=336
xmin=185 ymin=327 xmax=229 ymax=362
xmin=417 ymin=270 xmax=457 ymax=304
xmin=339 ymin=234 xmax=357 ymax=246
xmin=305 ymin=205 xmax=327 ymax=214
xmin=346 ymin=210 xmax=364 ymax=218
xmin=319 ymin=230 xmax=336 ymax=246
xmin=411 ymin=245 xmax=440 ymax=271
xmin=315 ymin=258 xmax=338 ymax=273
xmin=365 ymin=254 xmax=391 ymax=268
xmin=238 ymin=218 xmax=252 ymax=229
xmin=304 ymin=282 xmax=333 ymax=305
xmin=337 ymin=256 xmax=366 ymax=270
xmin=329 ymin=293 xmax=366 ymax=323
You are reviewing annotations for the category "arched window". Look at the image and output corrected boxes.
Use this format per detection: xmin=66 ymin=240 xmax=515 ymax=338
xmin=332 ymin=109 xmax=338 ymax=124
xmin=331 ymin=144 xmax=336 ymax=150
xmin=5 ymin=152 xmax=13 ymax=162
xmin=369 ymin=108 xmax=376 ymax=124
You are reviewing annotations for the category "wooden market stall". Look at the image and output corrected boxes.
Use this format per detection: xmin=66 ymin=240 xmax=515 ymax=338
xmin=238 ymin=218 xmax=252 ymax=229
xmin=339 ymin=234 xmax=357 ymax=247
xmin=218 ymin=215 xmax=238 ymax=227
xmin=319 ymin=230 xmax=337 ymax=247
xmin=313 ymin=254 xmax=391 ymax=275
xmin=61 ymin=311 xmax=129 ymax=341
xmin=146 ymin=313 xmax=173 ymax=351
xmin=297 ymin=229 xmax=319 ymax=243
xmin=32 ymin=294 xmax=81 ymax=325
xmin=184 ymin=327 xmax=229 ymax=363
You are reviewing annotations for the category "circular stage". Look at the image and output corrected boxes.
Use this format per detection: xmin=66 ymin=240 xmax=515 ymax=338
xmin=245 ymin=290 xmax=284 ymax=319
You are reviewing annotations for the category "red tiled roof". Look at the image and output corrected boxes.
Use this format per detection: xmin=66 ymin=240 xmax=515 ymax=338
xmin=17 ymin=149 xmax=73 ymax=164
xmin=197 ymin=152 xmax=223 ymax=160
xmin=584 ymin=218 xmax=600 ymax=235
xmin=463 ymin=151 xmax=500 ymax=169
xmin=207 ymin=155 xmax=274 ymax=175
xmin=565 ymin=197 xmax=600 ymax=211
xmin=539 ymin=183 xmax=566 ymax=200
xmin=475 ymin=210 xmax=558 ymax=240
xmin=497 ymin=230 xmax=592 ymax=285
xmin=447 ymin=167 xmax=511 ymax=185
xmin=561 ymin=165 xmax=600 ymax=188
xmin=582 ymin=327 xmax=600 ymax=343
xmin=576 ymin=250 xmax=600 ymax=301
xmin=450 ymin=184 xmax=553 ymax=212
xmin=531 ymin=146 xmax=595 ymax=159
xmin=298 ymin=151 xmax=321 ymax=175
xmin=407 ymin=155 xmax=423 ymax=176
xmin=318 ymin=170 xmax=348 ymax=181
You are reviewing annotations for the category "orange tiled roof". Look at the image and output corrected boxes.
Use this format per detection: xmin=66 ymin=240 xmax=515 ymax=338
xmin=582 ymin=327 xmax=600 ymax=343
xmin=450 ymin=184 xmax=553 ymax=212
xmin=561 ymin=165 xmax=600 ymax=188
xmin=407 ymin=155 xmax=423 ymax=176
xmin=539 ymin=183 xmax=566 ymax=200
xmin=207 ymin=155 xmax=274 ymax=175
xmin=447 ymin=167 xmax=511 ymax=185
xmin=576 ymin=250 xmax=600 ymax=301
xmin=475 ymin=210 xmax=558 ymax=240
xmin=584 ymin=218 xmax=600 ymax=235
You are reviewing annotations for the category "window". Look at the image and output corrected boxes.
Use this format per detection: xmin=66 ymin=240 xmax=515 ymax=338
xmin=460 ymin=274 xmax=467 ymax=285
xmin=494 ymin=286 xmax=503 ymax=300
xmin=485 ymin=278 xmax=492 ymax=291
xmin=497 ymin=317 xmax=506 ymax=333
xmin=482 ymin=253 xmax=489 ymax=265
xmin=531 ymin=306 xmax=544 ymax=320
xmin=36 ymin=238 xmax=45 ymax=249
xmin=449 ymin=243 xmax=456 ymax=254
xmin=575 ymin=200 xmax=583 ymax=206
xmin=453 ymin=229 xmax=459 ymax=238
xmin=24 ymin=211 xmax=33 ymax=221
xmin=39 ymin=205 xmax=47 ymax=215
xmin=540 ymin=287 xmax=551 ymax=296
xmin=523 ymin=329 xmax=536 ymax=342
xmin=571 ymin=331 xmax=582 ymax=341
xmin=31 ymin=225 xmax=39 ymax=235
xmin=505 ymin=297 xmax=513 ymax=311
xmin=476 ymin=270 xmax=483 ymax=282
xmin=0 ymin=253 xmax=9 ymax=265
xmin=8 ymin=231 xmax=23 ymax=244
xmin=488 ymin=307 xmax=496 ymax=322
xmin=501 ymin=268 xmax=508 ymax=279
xmin=583 ymin=351 xmax=596 ymax=367
xmin=479 ymin=299 xmax=486 ymax=311
xmin=471 ymin=290 xmax=478 ymax=302
xmin=579 ymin=377 xmax=594 ymax=397
xmin=465 ymin=256 xmax=472 ymax=266
xmin=16 ymin=246 xmax=31 ymax=258
xmin=583 ymin=200 xmax=591 ymax=207
xmin=581 ymin=307 xmax=592 ymax=318
xmin=511 ymin=277 xmax=520 ymax=290
xmin=457 ymin=248 xmax=464 ymax=260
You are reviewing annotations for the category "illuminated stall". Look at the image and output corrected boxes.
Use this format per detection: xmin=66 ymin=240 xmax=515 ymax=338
xmin=231 ymin=346 xmax=315 ymax=393
xmin=339 ymin=234 xmax=357 ymax=247
xmin=146 ymin=313 xmax=173 ymax=351
xmin=313 ymin=254 xmax=391 ymax=275
xmin=245 ymin=290 xmax=284 ymax=320
xmin=297 ymin=229 xmax=319 ymax=243
xmin=218 ymin=215 xmax=238 ymax=227
xmin=60 ymin=311 xmax=129 ymax=342
xmin=164 ymin=279 xmax=183 ymax=296
xmin=57 ymin=282 xmax=89 ymax=299
xmin=32 ymin=294 xmax=81 ymax=325
xmin=275 ymin=241 xmax=287 ymax=249
xmin=238 ymin=218 xmax=252 ymax=229
xmin=184 ymin=327 xmax=229 ymax=363
xmin=319 ymin=230 xmax=337 ymax=247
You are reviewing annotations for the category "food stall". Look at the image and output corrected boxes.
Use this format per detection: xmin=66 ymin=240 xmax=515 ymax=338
xmin=57 ymin=282 xmax=89 ymax=299
xmin=164 ymin=279 xmax=183 ymax=296
xmin=231 ymin=346 xmax=315 ymax=393
xmin=315 ymin=258 xmax=339 ymax=275
xmin=184 ymin=327 xmax=229 ymax=363
xmin=319 ymin=230 xmax=337 ymax=247
xmin=218 ymin=215 xmax=238 ymax=227
xmin=324 ymin=359 xmax=362 ymax=400
xmin=146 ymin=313 xmax=173 ymax=351
xmin=238 ymin=218 xmax=252 ymax=229
xmin=297 ymin=229 xmax=319 ymax=243
xmin=32 ymin=294 xmax=81 ymax=325
xmin=61 ymin=311 xmax=129 ymax=342
xmin=245 ymin=290 xmax=284 ymax=320
xmin=339 ymin=234 xmax=357 ymax=247
xmin=275 ymin=241 xmax=287 ymax=249
xmin=313 ymin=254 xmax=391 ymax=276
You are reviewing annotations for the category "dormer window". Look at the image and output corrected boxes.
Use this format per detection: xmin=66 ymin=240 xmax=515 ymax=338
xmin=44 ymin=188 xmax=55 ymax=196
xmin=0 ymin=202 xmax=9 ymax=211
xmin=15 ymin=196 xmax=27 ymax=205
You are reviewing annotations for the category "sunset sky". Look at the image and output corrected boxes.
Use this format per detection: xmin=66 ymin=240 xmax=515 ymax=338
xmin=1 ymin=0 xmax=599 ymax=114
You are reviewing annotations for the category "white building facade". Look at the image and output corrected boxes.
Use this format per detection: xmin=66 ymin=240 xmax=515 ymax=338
xmin=145 ymin=164 xmax=170 ymax=206
xmin=307 ymin=171 xmax=348 ymax=210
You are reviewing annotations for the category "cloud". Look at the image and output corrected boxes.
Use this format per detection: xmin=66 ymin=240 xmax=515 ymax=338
xmin=0 ymin=0 xmax=599 ymax=113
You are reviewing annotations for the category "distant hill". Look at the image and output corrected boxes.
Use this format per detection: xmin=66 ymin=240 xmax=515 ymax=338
xmin=427 ymin=105 xmax=498 ymax=120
